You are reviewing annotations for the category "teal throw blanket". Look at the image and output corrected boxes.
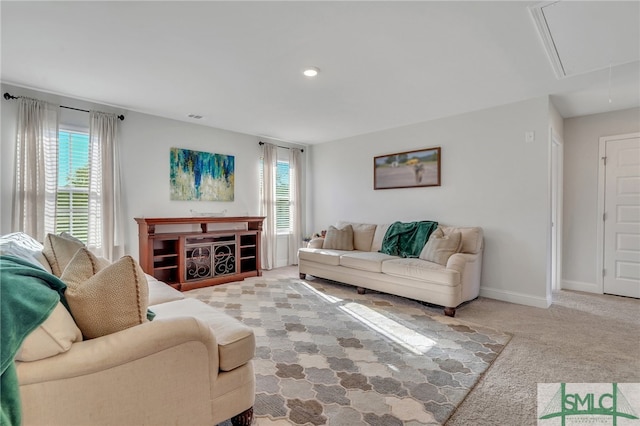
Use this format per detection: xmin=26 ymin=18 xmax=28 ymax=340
xmin=1 ymin=255 xmax=68 ymax=426
xmin=379 ymin=221 xmax=438 ymax=258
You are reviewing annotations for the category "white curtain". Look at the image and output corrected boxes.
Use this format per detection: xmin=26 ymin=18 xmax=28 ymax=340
xmin=259 ymin=142 xmax=277 ymax=270
xmin=288 ymin=148 xmax=303 ymax=265
xmin=88 ymin=111 xmax=124 ymax=261
xmin=12 ymin=97 xmax=59 ymax=241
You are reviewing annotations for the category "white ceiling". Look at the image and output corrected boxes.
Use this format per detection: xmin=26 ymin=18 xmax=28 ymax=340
xmin=2 ymin=1 xmax=639 ymax=145
xmin=532 ymin=1 xmax=640 ymax=78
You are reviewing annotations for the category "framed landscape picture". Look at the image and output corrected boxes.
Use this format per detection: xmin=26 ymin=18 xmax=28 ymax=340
xmin=374 ymin=147 xmax=441 ymax=190
xmin=170 ymin=147 xmax=235 ymax=201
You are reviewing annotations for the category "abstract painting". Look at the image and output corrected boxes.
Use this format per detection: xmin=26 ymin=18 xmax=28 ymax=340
xmin=374 ymin=146 xmax=441 ymax=189
xmin=170 ymin=147 xmax=235 ymax=201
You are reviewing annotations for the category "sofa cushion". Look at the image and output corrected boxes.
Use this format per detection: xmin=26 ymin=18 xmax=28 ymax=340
xmin=298 ymin=248 xmax=349 ymax=266
xmin=322 ymin=225 xmax=354 ymax=251
xmin=43 ymin=233 xmax=85 ymax=276
xmin=371 ymin=223 xmax=391 ymax=253
xmin=419 ymin=227 xmax=462 ymax=265
xmin=381 ymin=258 xmax=460 ymax=287
xmin=15 ymin=302 xmax=83 ymax=361
xmin=150 ymin=298 xmax=255 ymax=372
xmin=147 ymin=274 xmax=185 ymax=305
xmin=0 ymin=232 xmax=52 ymax=273
xmin=64 ymin=255 xmax=149 ymax=339
xmin=336 ymin=221 xmax=377 ymax=251
xmin=339 ymin=251 xmax=397 ymax=273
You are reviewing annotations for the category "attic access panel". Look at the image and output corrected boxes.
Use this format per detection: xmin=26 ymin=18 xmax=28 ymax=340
xmin=531 ymin=1 xmax=640 ymax=78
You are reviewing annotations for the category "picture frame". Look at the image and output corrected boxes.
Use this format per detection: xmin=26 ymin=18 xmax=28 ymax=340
xmin=170 ymin=147 xmax=235 ymax=201
xmin=374 ymin=147 xmax=441 ymax=190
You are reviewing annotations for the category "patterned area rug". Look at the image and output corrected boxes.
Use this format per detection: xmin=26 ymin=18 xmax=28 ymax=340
xmin=185 ymin=277 xmax=511 ymax=425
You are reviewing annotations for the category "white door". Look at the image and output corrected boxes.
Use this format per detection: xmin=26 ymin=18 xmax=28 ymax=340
xmin=603 ymin=135 xmax=640 ymax=298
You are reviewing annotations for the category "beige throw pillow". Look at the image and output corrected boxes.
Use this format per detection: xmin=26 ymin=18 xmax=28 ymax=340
xmin=371 ymin=223 xmax=391 ymax=253
xmin=61 ymin=247 xmax=111 ymax=292
xmin=336 ymin=222 xmax=376 ymax=251
xmin=419 ymin=227 xmax=462 ymax=265
xmin=65 ymin=256 xmax=149 ymax=339
xmin=322 ymin=225 xmax=354 ymax=251
xmin=43 ymin=233 xmax=85 ymax=277
xmin=15 ymin=302 xmax=83 ymax=361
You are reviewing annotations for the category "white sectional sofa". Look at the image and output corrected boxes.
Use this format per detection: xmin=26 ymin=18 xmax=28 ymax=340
xmin=298 ymin=221 xmax=483 ymax=317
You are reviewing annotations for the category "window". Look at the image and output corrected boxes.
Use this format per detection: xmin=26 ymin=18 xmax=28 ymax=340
xmin=275 ymin=161 xmax=290 ymax=233
xmin=260 ymin=158 xmax=291 ymax=234
xmin=56 ymin=129 xmax=90 ymax=243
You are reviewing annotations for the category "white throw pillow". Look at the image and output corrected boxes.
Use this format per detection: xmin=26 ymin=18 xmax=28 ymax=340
xmin=15 ymin=302 xmax=82 ymax=361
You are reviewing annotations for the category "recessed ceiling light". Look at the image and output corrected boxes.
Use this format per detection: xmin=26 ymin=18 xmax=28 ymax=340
xmin=303 ymin=67 xmax=320 ymax=77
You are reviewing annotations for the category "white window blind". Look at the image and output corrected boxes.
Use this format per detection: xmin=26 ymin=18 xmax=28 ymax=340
xmin=56 ymin=130 xmax=91 ymax=243
xmin=275 ymin=161 xmax=290 ymax=233
xmin=260 ymin=158 xmax=291 ymax=234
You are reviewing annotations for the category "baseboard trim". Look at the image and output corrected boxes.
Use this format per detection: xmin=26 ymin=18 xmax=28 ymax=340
xmin=561 ymin=280 xmax=601 ymax=294
xmin=479 ymin=286 xmax=550 ymax=308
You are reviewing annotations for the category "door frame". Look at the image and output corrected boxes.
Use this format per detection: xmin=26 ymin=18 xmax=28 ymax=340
xmin=596 ymin=132 xmax=640 ymax=294
xmin=549 ymin=128 xmax=563 ymax=293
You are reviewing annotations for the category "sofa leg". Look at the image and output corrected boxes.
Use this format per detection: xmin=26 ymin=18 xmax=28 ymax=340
xmin=444 ymin=307 xmax=456 ymax=317
xmin=356 ymin=287 xmax=366 ymax=294
xmin=299 ymin=272 xmax=306 ymax=279
xmin=230 ymin=406 xmax=253 ymax=426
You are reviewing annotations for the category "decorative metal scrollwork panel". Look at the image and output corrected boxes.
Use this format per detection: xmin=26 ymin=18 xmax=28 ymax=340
xmin=185 ymin=246 xmax=212 ymax=281
xmin=214 ymin=243 xmax=236 ymax=276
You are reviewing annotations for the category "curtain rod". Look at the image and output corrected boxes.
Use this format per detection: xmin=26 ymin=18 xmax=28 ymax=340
xmin=3 ymin=92 xmax=125 ymax=121
xmin=258 ymin=141 xmax=304 ymax=153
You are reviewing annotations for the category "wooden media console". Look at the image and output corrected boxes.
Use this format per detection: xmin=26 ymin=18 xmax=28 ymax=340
xmin=135 ymin=216 xmax=265 ymax=291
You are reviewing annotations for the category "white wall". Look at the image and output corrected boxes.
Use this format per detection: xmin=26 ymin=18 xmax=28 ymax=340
xmin=1 ymin=83 xmax=306 ymax=262
xmin=562 ymin=107 xmax=640 ymax=291
xmin=119 ymin=110 xmax=265 ymax=257
xmin=309 ymin=97 xmax=552 ymax=307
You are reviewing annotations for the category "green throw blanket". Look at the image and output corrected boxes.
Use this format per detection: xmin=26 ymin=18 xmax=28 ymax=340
xmin=379 ymin=221 xmax=438 ymax=258
xmin=1 ymin=255 xmax=68 ymax=426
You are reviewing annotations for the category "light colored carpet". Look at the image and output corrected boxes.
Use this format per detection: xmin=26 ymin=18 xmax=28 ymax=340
xmin=206 ymin=266 xmax=639 ymax=425
xmin=445 ymin=287 xmax=640 ymax=426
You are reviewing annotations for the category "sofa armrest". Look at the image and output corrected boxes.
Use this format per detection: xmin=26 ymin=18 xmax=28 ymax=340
xmin=17 ymin=317 xmax=223 ymax=426
xmin=17 ymin=316 xmax=219 ymax=385
xmin=446 ymin=253 xmax=477 ymax=273
xmin=446 ymin=252 xmax=482 ymax=302
xmin=307 ymin=237 xmax=325 ymax=249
